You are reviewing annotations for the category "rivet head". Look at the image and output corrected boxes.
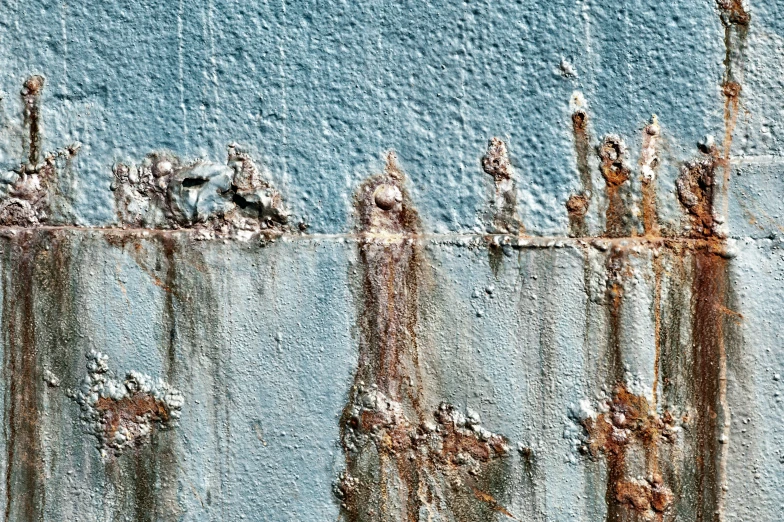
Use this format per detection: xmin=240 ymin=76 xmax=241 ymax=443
xmin=374 ymin=184 xmax=401 ymax=210
xmin=155 ymin=160 xmax=173 ymax=177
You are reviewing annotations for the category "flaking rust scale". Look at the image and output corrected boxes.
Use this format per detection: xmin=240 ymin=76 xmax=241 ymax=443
xmin=338 ymin=153 xmax=515 ymax=521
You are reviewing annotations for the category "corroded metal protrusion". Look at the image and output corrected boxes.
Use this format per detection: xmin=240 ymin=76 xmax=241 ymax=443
xmin=599 ymin=135 xmax=632 ymax=238
xmin=579 ymin=385 xmax=678 ymax=521
xmin=676 ymin=148 xmax=721 ymax=238
xmin=339 ymin=153 xmax=513 ymax=521
xmin=482 ymin=138 xmax=522 ymax=235
xmin=112 ymin=144 xmax=289 ymax=237
xmin=70 ymin=351 xmax=184 ymax=459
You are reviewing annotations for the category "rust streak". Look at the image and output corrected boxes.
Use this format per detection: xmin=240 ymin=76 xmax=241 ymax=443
xmin=21 ymin=76 xmax=44 ymax=168
xmin=2 ymin=233 xmax=44 ymax=522
xmin=692 ymin=252 xmax=729 ymax=522
xmin=599 ymin=136 xmax=632 ymax=238
xmin=568 ymin=110 xmax=592 ymax=237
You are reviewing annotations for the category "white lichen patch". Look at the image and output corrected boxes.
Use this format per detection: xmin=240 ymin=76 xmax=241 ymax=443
xmin=69 ymin=351 xmax=184 ymax=458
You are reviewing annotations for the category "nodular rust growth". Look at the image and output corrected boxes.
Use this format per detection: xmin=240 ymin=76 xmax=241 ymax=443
xmin=0 ymin=76 xmax=80 ymax=226
xmin=567 ymin=109 xmax=592 ymax=237
xmin=112 ymin=144 xmax=289 ymax=238
xmin=599 ymin=135 xmax=633 ymax=237
xmin=580 ymin=385 xmax=678 ymax=522
xmin=339 ymin=153 xmax=513 ymax=521
xmin=482 ymin=138 xmax=522 ymax=235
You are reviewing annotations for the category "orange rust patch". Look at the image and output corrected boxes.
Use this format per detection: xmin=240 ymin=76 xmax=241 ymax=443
xmin=615 ymin=476 xmax=673 ymax=515
xmin=716 ymin=0 xmax=750 ymax=26
xmin=96 ymin=393 xmax=171 ymax=443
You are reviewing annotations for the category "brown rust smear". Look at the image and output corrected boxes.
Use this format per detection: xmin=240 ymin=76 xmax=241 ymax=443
xmin=691 ymin=252 xmax=729 ymax=522
xmin=568 ymin=110 xmax=592 ymax=237
xmin=2 ymin=232 xmax=45 ymax=522
xmin=340 ymin=153 xmax=511 ymax=521
xmin=717 ymin=0 xmax=748 ymax=220
xmin=21 ymin=76 xmax=44 ymax=167
xmin=599 ymin=136 xmax=632 ymax=238
xmin=581 ymin=385 xmax=677 ymax=521
xmin=482 ymin=138 xmax=523 ymax=235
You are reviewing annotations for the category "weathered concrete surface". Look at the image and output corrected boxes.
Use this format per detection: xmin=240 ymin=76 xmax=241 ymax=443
xmin=0 ymin=0 xmax=781 ymax=520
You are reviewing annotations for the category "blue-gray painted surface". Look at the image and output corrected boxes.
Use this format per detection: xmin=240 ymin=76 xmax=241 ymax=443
xmin=0 ymin=0 xmax=780 ymax=520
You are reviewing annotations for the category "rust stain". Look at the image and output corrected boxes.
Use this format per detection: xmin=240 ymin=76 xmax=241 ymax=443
xmin=567 ymin=194 xmax=589 ymax=237
xmin=605 ymin=247 xmax=630 ymax=385
xmin=716 ymin=0 xmax=750 ymax=27
xmin=599 ymin=136 xmax=632 ymax=238
xmin=581 ymin=385 xmax=677 ymax=521
xmin=691 ymin=252 xmax=730 ymax=522
xmin=96 ymin=394 xmax=171 ymax=445
xmin=339 ymin=153 xmax=511 ymax=521
xmin=716 ymin=0 xmax=749 ymax=225
xmin=568 ymin=109 xmax=592 ymax=237
xmin=471 ymin=488 xmax=518 ymax=520
xmin=2 ymin=232 xmax=44 ymax=522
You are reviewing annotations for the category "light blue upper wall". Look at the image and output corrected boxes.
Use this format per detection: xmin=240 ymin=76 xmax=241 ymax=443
xmin=0 ymin=0 xmax=729 ymax=233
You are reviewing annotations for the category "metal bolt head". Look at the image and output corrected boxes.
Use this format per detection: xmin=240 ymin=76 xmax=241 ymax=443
xmin=374 ymin=184 xmax=401 ymax=211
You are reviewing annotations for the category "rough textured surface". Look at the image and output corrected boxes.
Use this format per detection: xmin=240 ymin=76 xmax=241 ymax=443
xmin=0 ymin=0 xmax=781 ymax=520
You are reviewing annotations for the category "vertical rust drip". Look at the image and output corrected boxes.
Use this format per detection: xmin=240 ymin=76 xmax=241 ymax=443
xmin=717 ymin=0 xmax=749 ymax=222
xmin=691 ymin=251 xmax=729 ymax=522
xmin=339 ymin=154 xmax=511 ymax=521
xmin=640 ymin=117 xmax=661 ymax=237
xmin=651 ymin=253 xmax=663 ymax=407
xmin=2 ymin=232 xmax=44 ymax=521
xmin=21 ymin=76 xmax=44 ymax=168
xmin=599 ymin=136 xmax=632 ymax=238
xmin=605 ymin=247 xmax=627 ymax=386
xmin=352 ymin=155 xmax=423 ymax=411
xmin=568 ymin=110 xmax=592 ymax=237
xmin=160 ymin=236 xmax=178 ymax=382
